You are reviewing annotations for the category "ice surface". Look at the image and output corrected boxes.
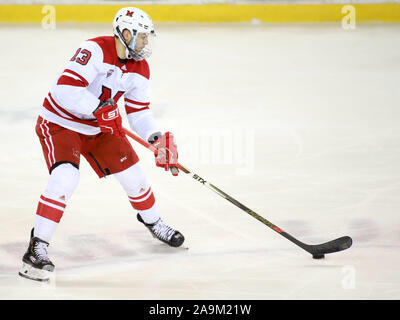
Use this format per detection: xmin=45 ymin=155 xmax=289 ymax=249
xmin=0 ymin=22 xmax=399 ymax=299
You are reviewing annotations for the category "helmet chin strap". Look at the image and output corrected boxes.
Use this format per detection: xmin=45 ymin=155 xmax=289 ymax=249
xmin=116 ymin=26 xmax=137 ymax=59
xmin=115 ymin=25 xmax=151 ymax=61
xmin=125 ymin=48 xmax=132 ymax=59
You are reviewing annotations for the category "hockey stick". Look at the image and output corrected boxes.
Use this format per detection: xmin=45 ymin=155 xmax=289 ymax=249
xmin=123 ymin=128 xmax=352 ymax=259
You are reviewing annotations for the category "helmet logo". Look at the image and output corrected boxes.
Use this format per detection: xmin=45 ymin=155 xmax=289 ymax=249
xmin=126 ymin=10 xmax=134 ymax=17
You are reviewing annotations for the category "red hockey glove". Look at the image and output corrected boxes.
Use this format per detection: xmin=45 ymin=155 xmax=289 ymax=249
xmin=93 ymin=99 xmax=125 ymax=138
xmin=151 ymin=132 xmax=179 ymax=176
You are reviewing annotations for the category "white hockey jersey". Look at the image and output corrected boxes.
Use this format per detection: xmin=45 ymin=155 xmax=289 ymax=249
xmin=40 ymin=36 xmax=159 ymax=141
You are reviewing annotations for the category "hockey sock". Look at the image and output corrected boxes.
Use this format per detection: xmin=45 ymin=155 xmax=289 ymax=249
xmin=128 ymin=186 xmax=158 ymax=224
xmin=34 ymin=163 xmax=80 ymax=242
xmin=114 ymin=162 xmax=160 ymax=224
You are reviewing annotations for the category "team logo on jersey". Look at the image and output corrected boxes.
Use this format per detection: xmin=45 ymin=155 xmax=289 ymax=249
xmin=106 ymin=69 xmax=114 ymax=78
xmin=126 ymin=10 xmax=134 ymax=17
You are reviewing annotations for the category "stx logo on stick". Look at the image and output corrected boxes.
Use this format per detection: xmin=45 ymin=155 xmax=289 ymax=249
xmin=193 ymin=174 xmax=206 ymax=184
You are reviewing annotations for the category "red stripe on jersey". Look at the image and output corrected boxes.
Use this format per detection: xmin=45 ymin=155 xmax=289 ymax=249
xmin=57 ymin=75 xmax=86 ymax=87
xmin=40 ymin=195 xmax=66 ymax=208
xmin=125 ymin=106 xmax=149 ymax=115
xmin=125 ymin=98 xmax=150 ymax=106
xmin=43 ymin=94 xmax=99 ymax=127
xmin=129 ymin=192 xmax=155 ymax=211
xmin=63 ymin=69 xmax=89 ymax=86
xmin=36 ymin=201 xmax=64 ymax=223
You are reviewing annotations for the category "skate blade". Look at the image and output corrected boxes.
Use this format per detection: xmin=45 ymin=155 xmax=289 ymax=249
xmin=18 ymin=262 xmax=55 ymax=282
xmin=165 ymin=243 xmax=189 ymax=250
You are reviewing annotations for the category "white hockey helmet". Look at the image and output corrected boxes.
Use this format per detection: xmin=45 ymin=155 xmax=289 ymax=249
xmin=112 ymin=7 xmax=155 ymax=60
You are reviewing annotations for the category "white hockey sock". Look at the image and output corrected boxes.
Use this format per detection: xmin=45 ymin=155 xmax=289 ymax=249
xmin=137 ymin=204 xmax=160 ymax=225
xmin=114 ymin=163 xmax=160 ymax=224
xmin=34 ymin=163 xmax=80 ymax=242
xmin=34 ymin=215 xmax=58 ymax=243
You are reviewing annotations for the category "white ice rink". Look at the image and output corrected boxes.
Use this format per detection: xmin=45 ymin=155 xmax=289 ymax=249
xmin=0 ymin=21 xmax=399 ymax=300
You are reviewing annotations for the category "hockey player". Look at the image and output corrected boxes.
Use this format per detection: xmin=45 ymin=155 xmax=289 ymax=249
xmin=19 ymin=7 xmax=184 ymax=282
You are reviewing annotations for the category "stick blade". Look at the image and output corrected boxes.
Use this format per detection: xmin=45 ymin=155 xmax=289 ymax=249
xmin=308 ymin=236 xmax=353 ymax=255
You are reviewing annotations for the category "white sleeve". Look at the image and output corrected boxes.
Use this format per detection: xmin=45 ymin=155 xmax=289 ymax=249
xmin=51 ymin=40 xmax=102 ymax=116
xmin=124 ymin=72 xmax=160 ymax=142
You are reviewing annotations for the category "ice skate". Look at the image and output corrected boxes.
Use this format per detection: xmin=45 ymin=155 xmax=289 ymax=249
xmin=18 ymin=229 xmax=55 ymax=282
xmin=137 ymin=214 xmax=185 ymax=247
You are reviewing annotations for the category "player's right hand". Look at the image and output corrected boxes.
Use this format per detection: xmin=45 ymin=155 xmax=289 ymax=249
xmin=93 ymin=99 xmax=125 ymax=138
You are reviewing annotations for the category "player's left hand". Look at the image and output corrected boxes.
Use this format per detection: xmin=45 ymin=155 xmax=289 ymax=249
xmin=152 ymin=132 xmax=179 ymax=176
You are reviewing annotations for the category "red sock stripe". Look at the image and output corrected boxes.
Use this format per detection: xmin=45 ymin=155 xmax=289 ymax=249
xmin=40 ymin=195 xmax=66 ymax=208
xmin=128 ymin=188 xmax=151 ymax=201
xmin=36 ymin=202 xmax=64 ymax=223
xmin=129 ymin=192 xmax=155 ymax=211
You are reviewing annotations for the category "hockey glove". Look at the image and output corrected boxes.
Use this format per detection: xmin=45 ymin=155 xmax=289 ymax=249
xmin=150 ymin=132 xmax=179 ymax=176
xmin=93 ymin=99 xmax=125 ymax=138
